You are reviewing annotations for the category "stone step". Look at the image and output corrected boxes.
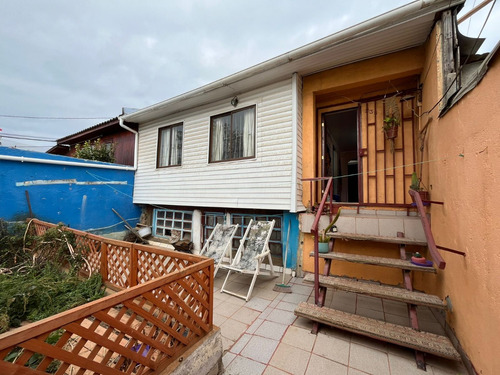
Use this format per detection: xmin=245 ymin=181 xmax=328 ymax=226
xmin=303 ymin=274 xmax=446 ymax=309
xmin=310 ymin=251 xmax=436 ymax=273
xmin=326 ymin=232 xmax=427 ymax=246
xmin=294 ymin=302 xmax=460 ymax=361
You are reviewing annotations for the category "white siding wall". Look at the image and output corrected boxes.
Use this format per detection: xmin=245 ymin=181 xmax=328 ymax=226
xmin=134 ymin=79 xmax=294 ymax=210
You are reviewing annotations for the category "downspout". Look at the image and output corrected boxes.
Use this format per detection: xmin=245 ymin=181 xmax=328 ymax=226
xmin=118 ymin=116 xmax=138 ymax=170
xmin=290 ymin=73 xmax=299 ymax=213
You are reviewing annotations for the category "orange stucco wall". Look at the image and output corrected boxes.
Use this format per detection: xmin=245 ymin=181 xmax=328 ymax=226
xmin=419 ymin=23 xmax=500 ymax=375
xmin=301 ymin=48 xmax=426 ymax=286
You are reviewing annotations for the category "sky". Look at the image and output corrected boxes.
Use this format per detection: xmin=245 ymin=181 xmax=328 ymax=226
xmin=0 ymin=0 xmax=498 ymax=151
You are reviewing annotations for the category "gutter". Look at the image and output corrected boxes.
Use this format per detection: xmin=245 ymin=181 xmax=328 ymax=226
xmin=118 ymin=116 xmax=138 ymax=170
xmin=0 ymin=155 xmax=136 ymax=171
xmin=123 ymin=0 xmax=463 ymax=123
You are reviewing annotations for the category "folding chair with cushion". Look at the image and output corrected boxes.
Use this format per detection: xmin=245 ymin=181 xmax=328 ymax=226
xmin=199 ymin=223 xmax=239 ymax=276
xmin=220 ymin=219 xmax=277 ymax=301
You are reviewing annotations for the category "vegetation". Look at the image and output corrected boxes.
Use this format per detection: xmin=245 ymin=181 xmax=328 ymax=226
xmin=0 ymin=220 xmax=105 ymax=334
xmin=74 ymin=138 xmax=115 ymax=163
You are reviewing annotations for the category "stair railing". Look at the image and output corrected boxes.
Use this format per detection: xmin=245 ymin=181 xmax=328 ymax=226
xmin=310 ymin=177 xmax=334 ymax=304
xmin=408 ymin=189 xmax=446 ymax=269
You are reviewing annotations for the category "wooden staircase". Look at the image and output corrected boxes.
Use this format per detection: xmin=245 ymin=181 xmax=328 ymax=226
xmin=295 ymin=180 xmax=461 ymax=370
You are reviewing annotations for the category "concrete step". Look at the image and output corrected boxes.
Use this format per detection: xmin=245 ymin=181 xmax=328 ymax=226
xmin=303 ymin=274 xmax=446 ymax=309
xmin=294 ymin=302 xmax=460 ymax=361
xmin=309 ymin=251 xmax=437 ymax=273
xmin=326 ymin=232 xmax=427 ymax=246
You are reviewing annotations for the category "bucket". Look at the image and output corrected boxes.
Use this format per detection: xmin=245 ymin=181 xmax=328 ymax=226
xmin=137 ymin=226 xmax=151 ymax=238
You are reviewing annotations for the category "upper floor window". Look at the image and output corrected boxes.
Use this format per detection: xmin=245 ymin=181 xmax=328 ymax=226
xmin=209 ymin=106 xmax=255 ymax=163
xmin=157 ymin=123 xmax=183 ymax=168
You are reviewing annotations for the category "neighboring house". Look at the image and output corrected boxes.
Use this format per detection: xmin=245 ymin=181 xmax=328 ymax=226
xmin=47 ymin=112 xmax=138 ymax=166
xmin=123 ymin=0 xmax=498 ymax=373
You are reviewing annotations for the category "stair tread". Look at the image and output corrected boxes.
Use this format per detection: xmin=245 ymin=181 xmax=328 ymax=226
xmin=294 ymin=302 xmax=460 ymax=361
xmin=303 ymin=274 xmax=445 ymax=309
xmin=327 ymin=232 xmax=427 ymax=246
xmin=309 ymin=251 xmax=437 ymax=273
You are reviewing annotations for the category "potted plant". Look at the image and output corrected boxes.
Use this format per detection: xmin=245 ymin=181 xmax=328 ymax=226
xmin=410 ymin=172 xmax=429 ymax=201
xmin=316 ymin=208 xmax=342 ymax=253
xmin=383 ymin=113 xmax=400 ymax=140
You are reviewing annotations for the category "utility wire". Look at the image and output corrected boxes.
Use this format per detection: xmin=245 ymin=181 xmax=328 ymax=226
xmin=0 ymin=114 xmax=112 ymax=120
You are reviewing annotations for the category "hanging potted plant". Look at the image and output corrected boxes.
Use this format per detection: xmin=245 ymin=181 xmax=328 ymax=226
xmin=383 ymin=113 xmax=400 ymax=140
xmin=316 ymin=208 xmax=342 ymax=253
xmin=410 ymin=172 xmax=429 ymax=202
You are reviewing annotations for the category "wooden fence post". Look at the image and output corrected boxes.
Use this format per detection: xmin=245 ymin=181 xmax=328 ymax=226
xmin=100 ymin=242 xmax=108 ymax=282
xmin=130 ymin=244 xmax=138 ymax=287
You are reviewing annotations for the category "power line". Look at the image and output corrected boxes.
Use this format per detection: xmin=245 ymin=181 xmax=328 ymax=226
xmin=0 ymin=132 xmax=57 ymax=142
xmin=0 ymin=114 xmax=112 ymax=120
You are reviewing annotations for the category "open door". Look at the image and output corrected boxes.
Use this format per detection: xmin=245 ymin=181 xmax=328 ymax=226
xmin=321 ymin=107 xmax=359 ymax=203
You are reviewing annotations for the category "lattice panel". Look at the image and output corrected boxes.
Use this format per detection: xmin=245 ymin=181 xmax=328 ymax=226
xmin=107 ymin=245 xmax=132 ymax=288
xmin=75 ymin=236 xmax=102 ymax=275
xmin=137 ymin=251 xmax=190 ymax=284
xmin=1 ymin=267 xmax=212 ymax=375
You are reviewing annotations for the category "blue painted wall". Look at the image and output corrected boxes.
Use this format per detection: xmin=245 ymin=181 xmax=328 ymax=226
xmin=0 ymin=147 xmax=140 ymax=233
xmin=283 ymin=212 xmax=299 ymax=270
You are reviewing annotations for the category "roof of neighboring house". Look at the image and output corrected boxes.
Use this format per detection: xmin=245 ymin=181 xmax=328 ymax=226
xmin=47 ymin=117 xmax=138 ymax=154
xmin=123 ymin=0 xmax=465 ymax=124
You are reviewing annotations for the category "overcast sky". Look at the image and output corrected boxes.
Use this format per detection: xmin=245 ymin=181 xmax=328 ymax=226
xmin=0 ymin=0 xmax=498 ymax=151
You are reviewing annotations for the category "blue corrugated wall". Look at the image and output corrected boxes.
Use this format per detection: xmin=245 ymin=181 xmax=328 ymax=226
xmin=0 ymin=147 xmax=140 ymax=233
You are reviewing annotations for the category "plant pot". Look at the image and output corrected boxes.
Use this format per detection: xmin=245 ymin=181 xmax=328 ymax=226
xmin=384 ymin=127 xmax=398 ymax=140
xmin=418 ymin=191 xmax=429 ymax=202
xmin=318 ymin=242 xmax=330 ymax=253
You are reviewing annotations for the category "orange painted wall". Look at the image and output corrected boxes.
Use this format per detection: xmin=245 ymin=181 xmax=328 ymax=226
xmin=419 ymin=23 xmax=500 ymax=375
xmin=301 ymin=48 xmax=426 ymax=286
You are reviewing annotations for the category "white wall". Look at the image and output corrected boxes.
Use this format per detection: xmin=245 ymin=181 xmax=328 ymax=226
xmin=134 ymin=78 xmax=301 ymax=211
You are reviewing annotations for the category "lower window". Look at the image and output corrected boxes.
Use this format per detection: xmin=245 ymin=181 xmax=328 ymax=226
xmin=153 ymin=209 xmax=192 ymax=241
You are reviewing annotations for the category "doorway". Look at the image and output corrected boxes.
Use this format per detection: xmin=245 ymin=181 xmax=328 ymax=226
xmin=322 ymin=107 xmax=359 ymax=202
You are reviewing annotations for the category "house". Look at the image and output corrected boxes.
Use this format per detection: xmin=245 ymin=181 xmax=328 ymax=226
xmin=47 ymin=110 xmax=138 ymax=167
xmin=122 ymin=0 xmax=499 ymax=372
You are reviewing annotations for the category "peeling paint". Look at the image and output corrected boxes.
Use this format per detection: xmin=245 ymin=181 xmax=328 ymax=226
xmin=16 ymin=180 xmax=127 ymax=187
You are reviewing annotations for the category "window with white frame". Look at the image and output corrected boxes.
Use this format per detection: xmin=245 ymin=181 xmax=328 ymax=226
xmin=154 ymin=209 xmax=192 ymax=240
xmin=209 ymin=106 xmax=255 ymax=162
xmin=157 ymin=123 xmax=183 ymax=167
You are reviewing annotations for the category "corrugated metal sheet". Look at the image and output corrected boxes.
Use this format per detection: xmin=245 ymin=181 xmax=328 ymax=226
xmin=133 ymin=79 xmax=294 ymax=210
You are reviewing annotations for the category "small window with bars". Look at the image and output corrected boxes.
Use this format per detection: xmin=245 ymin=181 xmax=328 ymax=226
xmin=153 ymin=209 xmax=192 ymax=241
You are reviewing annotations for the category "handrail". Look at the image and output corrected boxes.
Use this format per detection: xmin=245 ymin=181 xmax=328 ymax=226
xmin=409 ymin=189 xmax=446 ymax=269
xmin=310 ymin=177 xmax=334 ymax=304
xmin=1 ymin=219 xmax=214 ymax=374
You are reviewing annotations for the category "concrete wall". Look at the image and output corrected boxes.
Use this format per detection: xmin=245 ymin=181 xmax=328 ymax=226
xmin=0 ymin=147 xmax=140 ymax=233
xmin=419 ymin=23 xmax=500 ymax=374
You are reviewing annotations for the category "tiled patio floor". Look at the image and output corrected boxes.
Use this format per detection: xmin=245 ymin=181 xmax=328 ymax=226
xmin=214 ymin=271 xmax=467 ymax=375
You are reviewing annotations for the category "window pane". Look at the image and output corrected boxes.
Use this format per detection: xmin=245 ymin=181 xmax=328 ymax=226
xmin=158 ymin=128 xmax=171 ymax=167
xmin=171 ymin=125 xmax=183 ymax=165
xmin=211 ymin=115 xmax=231 ymax=162
xmin=158 ymin=124 xmax=182 ymax=167
xmin=232 ymin=108 xmax=254 ymax=159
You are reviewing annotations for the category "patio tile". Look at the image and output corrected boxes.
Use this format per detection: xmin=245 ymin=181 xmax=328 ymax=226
xmin=225 ymin=355 xmax=267 ymax=375
xmin=222 ymin=336 xmax=235 ymax=351
xmin=383 ymin=299 xmax=408 ymax=317
xmin=245 ymin=297 xmax=272 ymax=312
xmin=356 ymin=306 xmax=385 ymax=320
xmin=357 ymin=295 xmax=383 ymax=312
xmin=220 ymin=318 xmax=249 ymax=341
xmin=424 ymin=354 xmax=468 ymax=374
xmin=263 ymin=365 xmax=291 ymax=375
xmin=281 ymin=291 xmax=309 ymax=304
xmin=266 ymin=309 xmax=297 ymax=326
xmin=253 ymin=286 xmax=282 ymax=300
xmin=232 ymin=306 xmax=261 ymax=325
xmin=290 ymin=284 xmax=313 ymax=296
xmin=247 ymin=318 xmax=264 ymax=334
xmin=306 ymin=354 xmax=348 ymax=375
xmin=259 ymin=307 xmax=274 ymax=320
xmin=270 ymin=342 xmax=311 ymax=375
xmin=312 ymin=332 xmax=350 ymax=365
xmin=240 ymin=336 xmax=280 ymax=363
xmin=292 ymin=316 xmax=314 ymax=331
xmin=350 ymin=334 xmax=388 ymax=352
xmin=275 ymin=300 xmax=297 ymax=312
xmin=254 ymin=320 xmax=288 ymax=340
xmin=388 ymin=353 xmax=425 ymax=375
xmin=231 ymin=333 xmax=252 ymax=354
xmin=282 ymin=325 xmax=316 ymax=352
xmin=349 ymin=342 xmax=390 ymax=375
xmin=217 ymin=300 xmax=244 ymax=318
xmin=213 ymin=312 xmax=227 ymax=327
xmin=384 ymin=312 xmax=410 ymax=327
xmin=319 ymin=325 xmax=351 ymax=342
xmin=347 ymin=368 xmax=371 ymax=375
xmin=223 ymin=352 xmax=237 ymax=368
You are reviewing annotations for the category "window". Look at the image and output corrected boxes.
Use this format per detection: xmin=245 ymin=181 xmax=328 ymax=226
xmin=157 ymin=123 xmax=183 ymax=167
xmin=153 ymin=209 xmax=192 ymax=240
xmin=204 ymin=212 xmax=226 ymax=241
xmin=210 ymin=106 xmax=255 ymax=162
